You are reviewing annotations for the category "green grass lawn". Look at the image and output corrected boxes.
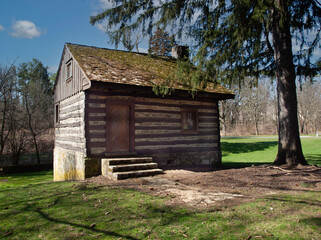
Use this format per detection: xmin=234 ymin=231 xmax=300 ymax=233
xmin=0 ymin=137 xmax=320 ymax=239
xmin=221 ymin=137 xmax=321 ymax=167
xmin=1 ymin=172 xmax=320 ymax=239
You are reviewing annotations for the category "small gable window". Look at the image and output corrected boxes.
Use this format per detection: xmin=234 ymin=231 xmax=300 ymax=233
xmin=181 ymin=108 xmax=198 ymax=133
xmin=66 ymin=59 xmax=72 ymax=79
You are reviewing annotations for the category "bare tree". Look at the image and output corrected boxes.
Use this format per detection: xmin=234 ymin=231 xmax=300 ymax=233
xmin=0 ymin=65 xmax=16 ymax=155
xmin=7 ymin=105 xmax=28 ymax=165
xmin=297 ymin=81 xmax=321 ymax=134
xmin=241 ymin=80 xmax=271 ymax=135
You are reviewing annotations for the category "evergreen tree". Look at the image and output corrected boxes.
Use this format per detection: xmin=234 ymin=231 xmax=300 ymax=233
xmin=17 ymin=59 xmax=53 ymax=164
xmin=90 ymin=0 xmax=321 ymax=166
xmin=149 ymin=27 xmax=176 ymax=56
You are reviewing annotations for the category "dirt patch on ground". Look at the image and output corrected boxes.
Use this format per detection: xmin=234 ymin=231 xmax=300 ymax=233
xmin=85 ymin=165 xmax=321 ymax=208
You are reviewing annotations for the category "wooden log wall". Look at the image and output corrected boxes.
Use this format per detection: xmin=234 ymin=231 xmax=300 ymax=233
xmin=86 ymin=91 xmax=219 ymax=157
xmin=54 ymin=46 xmax=88 ymax=103
xmin=134 ymin=97 xmax=219 ymax=154
xmin=55 ymin=92 xmax=86 ymax=154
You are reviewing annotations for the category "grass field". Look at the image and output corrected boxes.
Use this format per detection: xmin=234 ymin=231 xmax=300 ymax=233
xmin=221 ymin=137 xmax=321 ymax=167
xmin=0 ymin=137 xmax=320 ymax=239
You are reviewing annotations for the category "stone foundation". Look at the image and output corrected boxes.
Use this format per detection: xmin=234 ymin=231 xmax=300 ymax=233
xmin=53 ymin=147 xmax=85 ymax=181
xmin=154 ymin=151 xmax=221 ymax=169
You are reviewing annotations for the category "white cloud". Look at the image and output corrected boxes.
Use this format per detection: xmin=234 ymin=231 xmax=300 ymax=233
xmin=0 ymin=24 xmax=5 ymax=31
xmin=99 ymin=0 xmax=114 ymax=9
xmin=48 ymin=65 xmax=58 ymax=74
xmin=10 ymin=20 xmax=42 ymax=39
xmin=96 ymin=22 xmax=107 ymax=32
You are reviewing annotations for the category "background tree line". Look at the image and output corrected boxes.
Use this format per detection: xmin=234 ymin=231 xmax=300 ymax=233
xmin=220 ymin=78 xmax=321 ymax=136
xmin=0 ymin=59 xmax=54 ymax=166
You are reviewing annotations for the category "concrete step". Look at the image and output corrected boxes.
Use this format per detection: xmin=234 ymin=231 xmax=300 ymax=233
xmin=108 ymin=162 xmax=158 ymax=173
xmin=102 ymin=157 xmax=153 ymax=166
xmin=112 ymin=169 xmax=163 ymax=180
xmin=101 ymin=156 xmax=163 ymax=180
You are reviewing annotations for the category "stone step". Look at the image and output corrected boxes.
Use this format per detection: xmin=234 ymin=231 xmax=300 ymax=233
xmin=108 ymin=162 xmax=158 ymax=173
xmin=111 ymin=169 xmax=163 ymax=180
xmin=102 ymin=157 xmax=153 ymax=166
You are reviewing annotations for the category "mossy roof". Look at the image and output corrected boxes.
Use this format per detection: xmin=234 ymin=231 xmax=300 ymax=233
xmin=67 ymin=43 xmax=233 ymax=95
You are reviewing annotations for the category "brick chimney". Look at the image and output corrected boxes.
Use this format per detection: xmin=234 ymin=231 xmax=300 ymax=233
xmin=171 ymin=46 xmax=189 ymax=60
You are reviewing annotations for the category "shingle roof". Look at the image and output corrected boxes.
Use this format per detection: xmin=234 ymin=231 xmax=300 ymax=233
xmin=67 ymin=43 xmax=233 ymax=95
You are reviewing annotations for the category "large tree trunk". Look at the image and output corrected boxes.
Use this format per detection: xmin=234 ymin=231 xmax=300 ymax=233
xmin=271 ymin=0 xmax=308 ymax=166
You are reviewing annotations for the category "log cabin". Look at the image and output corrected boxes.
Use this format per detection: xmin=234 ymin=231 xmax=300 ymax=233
xmin=53 ymin=43 xmax=234 ymax=181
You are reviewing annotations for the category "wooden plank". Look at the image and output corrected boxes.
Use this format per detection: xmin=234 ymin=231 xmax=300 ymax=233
xmin=136 ymin=146 xmax=219 ymax=154
xmin=88 ymin=135 xmax=106 ymax=141
xmin=88 ymin=121 xmax=106 ymax=126
xmin=55 ymin=140 xmax=85 ymax=149
xmin=56 ymin=121 xmax=84 ymax=128
xmin=135 ymin=138 xmax=218 ymax=147
xmin=88 ymin=103 xmax=106 ymax=108
xmin=198 ymin=111 xmax=218 ymax=117
xmin=88 ymin=94 xmax=108 ymax=100
xmin=60 ymin=105 xmax=83 ymax=115
xmin=89 ymin=142 xmax=106 ymax=148
xmin=59 ymin=111 xmax=84 ymax=121
xmin=135 ymin=104 xmax=180 ymax=112
xmin=135 ymin=118 xmax=181 ymax=123
xmin=135 ymin=112 xmax=180 ymax=119
xmin=135 ymin=98 xmax=216 ymax=106
xmin=199 ymin=122 xmax=218 ymax=127
xmin=59 ymin=93 xmax=85 ymax=108
xmin=88 ymin=129 xmax=106 ymax=134
xmin=135 ymin=135 xmax=218 ymax=142
xmin=55 ymin=136 xmax=86 ymax=144
xmin=87 ymin=99 xmax=107 ymax=104
xmin=55 ymin=128 xmax=85 ymax=135
xmin=135 ymin=122 xmax=180 ymax=127
xmin=89 ymin=147 xmax=106 ymax=155
xmin=135 ymin=129 xmax=181 ymax=135
xmin=87 ymin=116 xmax=106 ymax=121
xmin=88 ymin=125 xmax=105 ymax=130
xmin=87 ymin=108 xmax=106 ymax=113
xmin=198 ymin=109 xmax=218 ymax=114
xmin=135 ymin=131 xmax=218 ymax=138
xmin=55 ymin=142 xmax=86 ymax=154
xmin=135 ymin=101 xmax=216 ymax=110
xmin=88 ymin=113 xmax=106 ymax=117
xmin=135 ymin=125 xmax=179 ymax=130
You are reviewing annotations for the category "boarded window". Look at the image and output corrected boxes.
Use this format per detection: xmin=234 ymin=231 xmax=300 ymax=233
xmin=181 ymin=108 xmax=198 ymax=133
xmin=66 ymin=60 xmax=72 ymax=79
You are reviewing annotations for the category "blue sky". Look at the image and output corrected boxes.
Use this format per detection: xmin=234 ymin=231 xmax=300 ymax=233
xmin=1 ymin=0 xmax=320 ymax=76
xmin=0 ymin=0 xmax=137 ymax=74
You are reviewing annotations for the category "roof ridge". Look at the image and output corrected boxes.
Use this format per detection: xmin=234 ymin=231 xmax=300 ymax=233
xmin=65 ymin=42 xmax=149 ymax=56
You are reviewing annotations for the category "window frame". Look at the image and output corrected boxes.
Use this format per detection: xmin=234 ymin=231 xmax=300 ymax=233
xmin=55 ymin=104 xmax=60 ymax=124
xmin=66 ymin=58 xmax=73 ymax=80
xmin=180 ymin=108 xmax=198 ymax=134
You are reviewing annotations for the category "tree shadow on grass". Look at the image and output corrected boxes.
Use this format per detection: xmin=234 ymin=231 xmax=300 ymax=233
xmin=35 ymin=208 xmax=139 ymax=240
xmin=265 ymin=194 xmax=321 ymax=208
xmin=305 ymin=154 xmax=321 ymax=166
xmin=220 ymin=141 xmax=277 ymax=168
xmin=300 ymin=217 xmax=321 ymax=228
xmin=221 ymin=141 xmax=278 ymax=156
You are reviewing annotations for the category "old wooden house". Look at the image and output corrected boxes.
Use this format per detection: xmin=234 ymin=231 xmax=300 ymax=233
xmin=54 ymin=43 xmax=234 ymax=181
